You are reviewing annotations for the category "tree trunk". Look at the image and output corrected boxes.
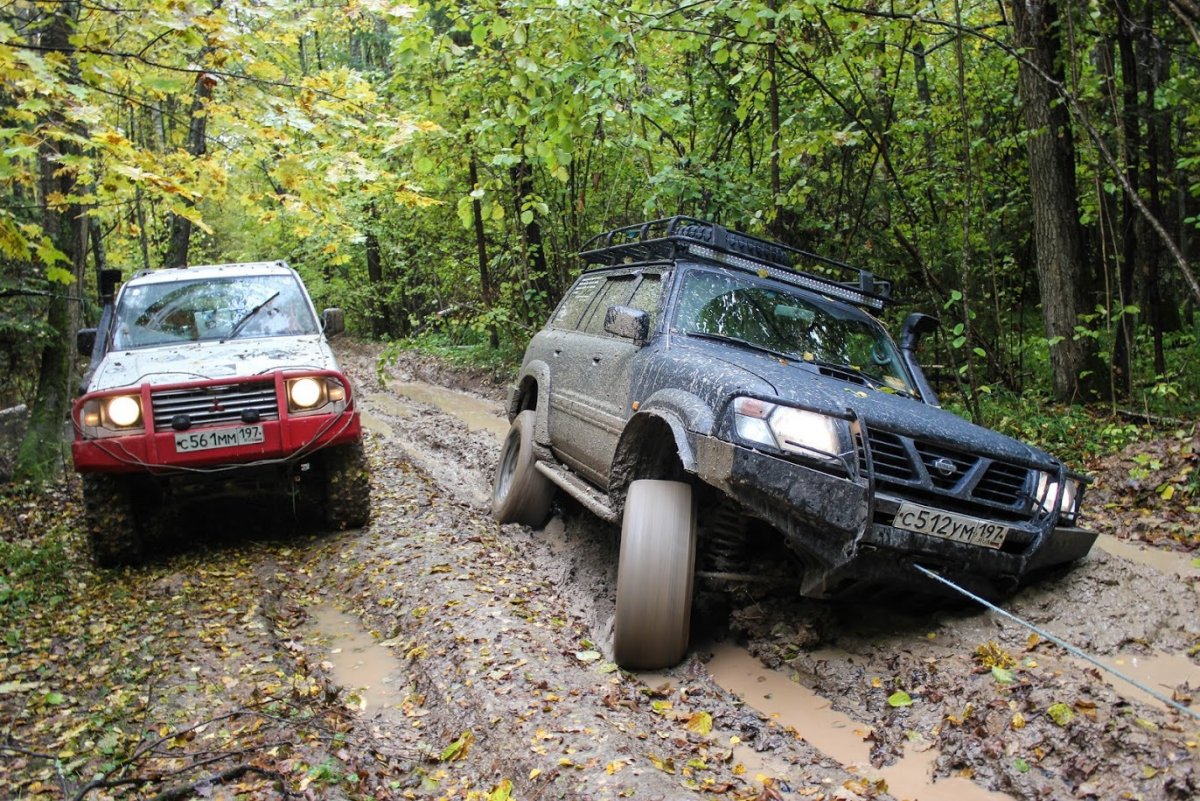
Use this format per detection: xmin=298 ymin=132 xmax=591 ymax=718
xmin=15 ymin=2 xmax=87 ymax=482
xmin=364 ymin=205 xmax=391 ymax=338
xmin=164 ymin=61 xmax=216 ymax=268
xmin=1008 ymin=0 xmax=1107 ymax=402
xmin=1111 ymin=0 xmax=1138 ymax=398
xmin=469 ymin=150 xmax=498 ymax=349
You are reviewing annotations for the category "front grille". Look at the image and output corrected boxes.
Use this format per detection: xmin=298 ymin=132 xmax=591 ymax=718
xmin=859 ymin=427 xmax=1034 ymax=517
xmin=151 ymin=380 xmax=279 ymax=431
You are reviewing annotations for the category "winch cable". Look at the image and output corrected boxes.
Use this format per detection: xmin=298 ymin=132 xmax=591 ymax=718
xmin=912 ymin=563 xmax=1200 ymax=723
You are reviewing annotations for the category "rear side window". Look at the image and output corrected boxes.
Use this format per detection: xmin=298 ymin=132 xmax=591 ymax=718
xmin=580 ymin=275 xmax=638 ymax=335
xmin=551 ymin=274 xmax=604 ymax=329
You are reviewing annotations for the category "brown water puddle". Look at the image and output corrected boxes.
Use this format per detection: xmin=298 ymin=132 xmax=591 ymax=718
xmin=637 ymin=667 xmax=802 ymax=793
xmin=310 ymin=605 xmax=408 ymax=721
xmin=1100 ymin=650 xmax=1200 ymax=713
xmin=1095 ymin=533 xmax=1199 ymax=583
xmin=390 ymin=382 xmax=509 ymax=440
xmin=704 ymin=643 xmax=1017 ymax=801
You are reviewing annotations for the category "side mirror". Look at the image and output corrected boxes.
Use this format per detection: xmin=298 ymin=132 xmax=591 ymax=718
xmin=898 ymin=313 xmax=941 ymax=407
xmin=603 ymin=305 xmax=650 ymax=343
xmin=322 ymin=308 xmax=345 ymax=337
xmin=77 ymin=328 xmax=97 ymax=356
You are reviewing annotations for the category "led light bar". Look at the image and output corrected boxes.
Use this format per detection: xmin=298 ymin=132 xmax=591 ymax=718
xmin=688 ymin=244 xmax=887 ymax=311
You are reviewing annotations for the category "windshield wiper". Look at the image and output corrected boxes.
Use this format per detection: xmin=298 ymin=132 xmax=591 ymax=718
xmin=681 ymin=330 xmax=796 ymax=362
xmin=227 ymin=291 xmax=280 ymax=339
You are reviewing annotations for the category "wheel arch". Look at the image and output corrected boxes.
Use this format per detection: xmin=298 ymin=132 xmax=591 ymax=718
xmin=507 ymin=361 xmax=551 ymax=443
xmin=609 ymin=410 xmax=693 ymax=516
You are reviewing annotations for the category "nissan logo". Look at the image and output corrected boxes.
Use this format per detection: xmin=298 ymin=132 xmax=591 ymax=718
xmin=932 ymin=457 xmax=957 ymax=477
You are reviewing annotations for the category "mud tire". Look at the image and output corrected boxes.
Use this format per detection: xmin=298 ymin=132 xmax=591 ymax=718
xmin=82 ymin=474 xmax=143 ymax=568
xmin=324 ymin=441 xmax=371 ymax=529
xmin=613 ymin=479 xmax=696 ymax=669
xmin=492 ymin=410 xmax=555 ymax=526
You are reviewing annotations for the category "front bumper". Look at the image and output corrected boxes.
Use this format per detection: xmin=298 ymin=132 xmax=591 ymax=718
xmin=73 ymin=411 xmax=361 ymax=474
xmin=694 ymin=435 xmax=1097 ymax=598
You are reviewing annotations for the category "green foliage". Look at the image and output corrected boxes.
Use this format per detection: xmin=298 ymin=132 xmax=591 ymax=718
xmin=1 ymin=0 xmax=1198 ymax=432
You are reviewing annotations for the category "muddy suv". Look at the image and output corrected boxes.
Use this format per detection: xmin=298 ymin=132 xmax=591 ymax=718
xmin=492 ymin=217 xmax=1096 ymax=669
xmin=73 ymin=261 xmax=369 ymax=565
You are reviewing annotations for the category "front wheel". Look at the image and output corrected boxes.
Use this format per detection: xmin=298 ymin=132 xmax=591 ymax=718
xmin=323 ymin=441 xmax=371 ymax=529
xmin=492 ymin=410 xmax=555 ymax=526
xmin=82 ymin=474 xmax=143 ymax=567
xmin=613 ymin=479 xmax=696 ymax=669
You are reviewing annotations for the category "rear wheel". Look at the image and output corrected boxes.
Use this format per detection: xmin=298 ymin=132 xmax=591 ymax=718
xmin=323 ymin=441 xmax=371 ymax=529
xmin=492 ymin=410 xmax=555 ymax=526
xmin=613 ymin=479 xmax=696 ymax=669
xmin=82 ymin=474 xmax=143 ymax=567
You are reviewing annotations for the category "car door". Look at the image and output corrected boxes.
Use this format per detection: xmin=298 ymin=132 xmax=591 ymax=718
xmin=548 ymin=270 xmax=663 ymax=487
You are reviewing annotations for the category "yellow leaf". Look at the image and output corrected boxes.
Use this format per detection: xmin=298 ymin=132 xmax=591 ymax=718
xmin=606 ymin=759 xmax=627 ymax=775
xmin=686 ymin=711 xmax=713 ymax=735
xmin=648 ymin=754 xmax=676 ymax=774
xmin=1011 ymin=712 xmax=1026 ymax=730
xmin=529 ymin=769 xmax=541 ymax=779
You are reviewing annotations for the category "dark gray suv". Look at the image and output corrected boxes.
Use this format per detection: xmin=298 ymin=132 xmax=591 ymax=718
xmin=492 ymin=218 xmax=1096 ymax=669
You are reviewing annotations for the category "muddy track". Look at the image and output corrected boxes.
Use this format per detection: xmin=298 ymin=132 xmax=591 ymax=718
xmin=321 ymin=342 xmax=1200 ymax=801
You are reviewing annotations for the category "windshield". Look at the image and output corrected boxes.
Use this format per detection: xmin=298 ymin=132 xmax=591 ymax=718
xmin=111 ymin=274 xmax=319 ymax=350
xmin=672 ymin=268 xmax=914 ymax=394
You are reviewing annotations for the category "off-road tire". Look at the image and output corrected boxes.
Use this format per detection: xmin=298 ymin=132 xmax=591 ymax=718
xmin=323 ymin=441 xmax=371 ymax=529
xmin=82 ymin=474 xmax=142 ymax=567
xmin=613 ymin=479 xmax=696 ymax=669
xmin=492 ymin=410 xmax=555 ymax=526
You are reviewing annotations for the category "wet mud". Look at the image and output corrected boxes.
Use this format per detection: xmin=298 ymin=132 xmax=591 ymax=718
xmin=323 ymin=340 xmax=1199 ymax=799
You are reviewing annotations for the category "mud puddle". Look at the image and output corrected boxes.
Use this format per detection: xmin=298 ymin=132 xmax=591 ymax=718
xmin=390 ymin=381 xmax=509 ymax=439
xmin=1095 ymin=532 xmax=1200 ymax=583
xmin=1101 ymin=649 xmax=1200 ymax=712
xmin=310 ymin=605 xmax=409 ymax=722
xmin=704 ymin=643 xmax=1017 ymax=801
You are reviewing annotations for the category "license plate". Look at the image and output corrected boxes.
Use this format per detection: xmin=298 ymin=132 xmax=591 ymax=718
xmin=893 ymin=502 xmax=1008 ymax=549
xmin=175 ymin=425 xmax=264 ymax=453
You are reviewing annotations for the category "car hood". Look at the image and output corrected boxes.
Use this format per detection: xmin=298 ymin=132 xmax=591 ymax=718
xmin=672 ymin=336 xmax=1054 ymax=467
xmin=87 ymin=336 xmax=340 ymax=392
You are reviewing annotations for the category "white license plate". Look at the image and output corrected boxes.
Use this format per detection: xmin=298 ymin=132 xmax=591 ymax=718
xmin=893 ymin=502 xmax=1008 ymax=549
xmin=175 ymin=425 xmax=264 ymax=453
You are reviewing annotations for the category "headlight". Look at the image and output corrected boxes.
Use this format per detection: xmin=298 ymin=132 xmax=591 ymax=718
xmin=1036 ymin=471 xmax=1082 ymax=520
xmin=288 ymin=377 xmax=324 ymax=409
xmin=286 ymin=376 xmax=349 ymax=414
xmin=78 ymin=394 xmax=144 ymax=438
xmin=733 ymin=397 xmax=842 ymax=459
xmin=105 ymin=395 xmax=142 ymax=427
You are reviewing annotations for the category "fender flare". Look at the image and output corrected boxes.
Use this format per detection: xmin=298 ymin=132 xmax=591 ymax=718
xmin=508 ymin=361 xmax=552 ymax=444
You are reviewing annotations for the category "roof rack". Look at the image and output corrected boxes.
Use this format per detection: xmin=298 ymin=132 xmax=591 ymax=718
xmin=578 ymin=216 xmax=892 ymax=311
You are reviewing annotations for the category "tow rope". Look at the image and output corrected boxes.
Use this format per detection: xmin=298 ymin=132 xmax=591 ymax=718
xmin=913 ymin=564 xmax=1200 ymax=722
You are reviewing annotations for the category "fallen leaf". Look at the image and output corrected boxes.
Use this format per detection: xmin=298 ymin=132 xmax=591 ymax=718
xmin=888 ymin=690 xmax=913 ymax=707
xmin=1047 ymin=703 xmax=1074 ymax=726
xmin=686 ymin=711 xmax=713 ymax=735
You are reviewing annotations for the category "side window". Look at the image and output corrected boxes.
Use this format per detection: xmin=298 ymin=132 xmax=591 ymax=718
xmin=627 ymin=273 xmax=663 ymax=333
xmin=551 ymin=274 xmax=604 ymax=330
xmin=580 ymin=275 xmax=637 ymax=335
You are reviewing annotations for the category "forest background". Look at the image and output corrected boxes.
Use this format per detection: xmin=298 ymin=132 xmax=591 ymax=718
xmin=1 ymin=0 xmax=1199 ymax=482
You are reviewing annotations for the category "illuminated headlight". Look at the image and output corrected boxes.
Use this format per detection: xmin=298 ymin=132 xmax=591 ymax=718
xmin=733 ymin=397 xmax=843 ymax=459
xmin=106 ymin=395 xmax=141 ymax=427
xmin=1036 ymin=471 xmax=1083 ymax=521
xmin=286 ymin=376 xmax=349 ymax=414
xmin=288 ymin=377 xmax=324 ymax=409
xmin=79 ymin=394 xmax=143 ymax=438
